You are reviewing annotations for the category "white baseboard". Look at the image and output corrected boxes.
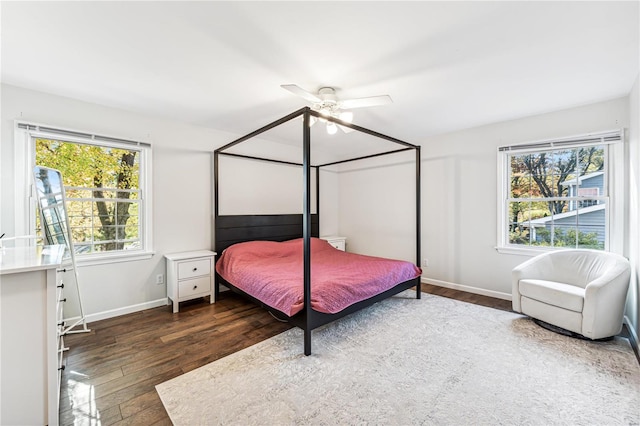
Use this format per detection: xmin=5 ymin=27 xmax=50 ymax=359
xmin=421 ymin=277 xmax=512 ymax=301
xmin=65 ymin=298 xmax=168 ymax=324
xmin=623 ymin=315 xmax=639 ymax=351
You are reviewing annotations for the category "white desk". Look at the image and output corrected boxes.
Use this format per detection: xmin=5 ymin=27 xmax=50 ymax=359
xmin=0 ymin=245 xmax=65 ymax=426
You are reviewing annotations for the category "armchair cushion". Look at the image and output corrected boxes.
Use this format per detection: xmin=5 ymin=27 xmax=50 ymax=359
xmin=519 ymin=279 xmax=584 ymax=313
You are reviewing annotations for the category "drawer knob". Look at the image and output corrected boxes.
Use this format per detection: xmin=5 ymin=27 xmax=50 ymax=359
xmin=57 ymin=283 xmax=64 ymax=289
xmin=60 ymin=298 xmax=67 ymax=303
xmin=193 ymin=267 xmax=198 ymax=272
xmin=193 ymin=285 xmax=198 ymax=290
xmin=59 ymin=365 xmax=65 ymax=371
xmin=58 ymin=321 xmax=65 ymax=327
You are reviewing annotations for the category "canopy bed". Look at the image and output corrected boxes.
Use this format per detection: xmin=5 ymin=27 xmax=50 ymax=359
xmin=214 ymin=107 xmax=421 ymax=355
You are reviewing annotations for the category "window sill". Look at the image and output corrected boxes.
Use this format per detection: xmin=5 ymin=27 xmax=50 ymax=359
xmin=74 ymin=250 xmax=155 ymax=267
xmin=496 ymin=245 xmax=610 ymax=257
xmin=495 ymin=246 xmax=555 ymax=257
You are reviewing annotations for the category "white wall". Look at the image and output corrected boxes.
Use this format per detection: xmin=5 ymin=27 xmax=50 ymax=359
xmin=218 ymin=156 xmax=317 ymax=216
xmin=0 ymin=84 xmax=339 ymax=320
xmin=340 ymin=97 xmax=630 ymax=302
xmin=1 ymin=82 xmax=634 ymax=343
xmin=338 ymin=150 xmax=418 ymax=262
xmin=626 ymin=75 xmax=639 ymax=344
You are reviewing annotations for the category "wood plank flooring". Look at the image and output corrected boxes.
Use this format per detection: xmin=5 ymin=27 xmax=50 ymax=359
xmin=60 ymin=285 xmax=512 ymax=425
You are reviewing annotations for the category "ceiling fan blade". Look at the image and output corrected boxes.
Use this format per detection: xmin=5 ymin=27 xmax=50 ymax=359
xmin=281 ymin=84 xmax=321 ymax=104
xmin=340 ymin=95 xmax=393 ymax=109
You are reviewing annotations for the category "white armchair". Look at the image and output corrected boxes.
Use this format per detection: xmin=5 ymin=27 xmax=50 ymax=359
xmin=512 ymin=249 xmax=631 ymax=340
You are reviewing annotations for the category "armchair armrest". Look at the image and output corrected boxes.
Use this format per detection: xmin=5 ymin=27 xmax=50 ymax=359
xmin=512 ymin=252 xmax=554 ymax=312
xmin=582 ymin=260 xmax=631 ymax=339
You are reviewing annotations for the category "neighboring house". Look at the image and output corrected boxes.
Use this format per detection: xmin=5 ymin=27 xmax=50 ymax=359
xmin=563 ymin=171 xmax=604 ymax=210
xmin=524 ymin=171 xmax=606 ymax=246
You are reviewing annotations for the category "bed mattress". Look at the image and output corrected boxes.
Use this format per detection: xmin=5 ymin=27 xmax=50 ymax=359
xmin=215 ymin=237 xmax=422 ymax=316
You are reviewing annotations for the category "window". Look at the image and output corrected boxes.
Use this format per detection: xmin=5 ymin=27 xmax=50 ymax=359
xmin=498 ymin=130 xmax=622 ymax=253
xmin=15 ymin=122 xmax=152 ymax=264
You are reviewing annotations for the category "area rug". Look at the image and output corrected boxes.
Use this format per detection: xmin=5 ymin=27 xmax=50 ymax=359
xmin=156 ymin=291 xmax=640 ymax=425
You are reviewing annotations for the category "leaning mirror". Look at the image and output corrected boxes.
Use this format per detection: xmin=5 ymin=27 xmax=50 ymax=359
xmin=33 ymin=165 xmax=89 ymax=334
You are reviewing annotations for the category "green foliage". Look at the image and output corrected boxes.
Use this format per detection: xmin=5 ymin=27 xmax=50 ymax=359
xmin=509 ymin=203 xmax=549 ymax=222
xmin=509 ymin=229 xmax=531 ymax=245
xmin=510 ymin=223 xmax=604 ymax=250
xmin=532 ymin=227 xmax=604 ymax=249
xmin=36 ymin=139 xmax=140 ymax=253
xmin=36 ymin=139 xmax=139 ymax=189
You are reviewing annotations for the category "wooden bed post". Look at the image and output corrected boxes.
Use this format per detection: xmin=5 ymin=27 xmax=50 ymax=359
xmin=302 ymin=108 xmax=312 ymax=356
xmin=416 ymin=146 xmax=421 ymax=299
xmin=214 ymin=150 xmax=220 ymax=299
xmin=214 ymin=151 xmax=219 ymax=218
xmin=315 ymin=166 xmax=320 ymax=230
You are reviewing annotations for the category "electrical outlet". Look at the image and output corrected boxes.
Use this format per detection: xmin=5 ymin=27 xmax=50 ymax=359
xmin=423 ymin=258 xmax=429 ymax=268
xmin=156 ymin=274 xmax=164 ymax=284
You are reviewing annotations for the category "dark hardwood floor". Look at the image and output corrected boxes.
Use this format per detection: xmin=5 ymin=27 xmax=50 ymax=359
xmin=60 ymin=285 xmax=511 ymax=425
xmin=421 ymin=283 xmax=513 ymax=311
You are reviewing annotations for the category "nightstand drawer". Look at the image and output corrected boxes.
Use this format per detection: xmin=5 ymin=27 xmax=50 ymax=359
xmin=328 ymin=240 xmax=345 ymax=251
xmin=178 ymin=276 xmax=211 ymax=299
xmin=178 ymin=259 xmax=211 ymax=280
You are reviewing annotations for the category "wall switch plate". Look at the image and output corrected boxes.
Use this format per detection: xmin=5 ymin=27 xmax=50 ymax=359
xmin=423 ymin=258 xmax=429 ymax=268
xmin=156 ymin=274 xmax=164 ymax=284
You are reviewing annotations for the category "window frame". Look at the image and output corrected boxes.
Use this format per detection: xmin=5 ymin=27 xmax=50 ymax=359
xmin=496 ymin=129 xmax=624 ymax=255
xmin=14 ymin=121 xmax=153 ymax=265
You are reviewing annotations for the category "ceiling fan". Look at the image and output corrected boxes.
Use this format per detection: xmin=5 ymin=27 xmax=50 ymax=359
xmin=281 ymin=84 xmax=393 ymax=134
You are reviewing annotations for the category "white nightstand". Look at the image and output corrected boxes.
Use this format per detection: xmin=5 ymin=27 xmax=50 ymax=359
xmin=320 ymin=236 xmax=347 ymax=251
xmin=165 ymin=250 xmax=216 ymax=313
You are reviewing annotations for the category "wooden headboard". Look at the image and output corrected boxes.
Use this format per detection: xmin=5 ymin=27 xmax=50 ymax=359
xmin=215 ymin=214 xmax=319 ymax=254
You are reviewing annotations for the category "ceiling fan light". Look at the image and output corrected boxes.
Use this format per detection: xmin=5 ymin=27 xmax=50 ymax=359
xmin=326 ymin=122 xmax=338 ymax=135
xmin=339 ymin=111 xmax=353 ymax=122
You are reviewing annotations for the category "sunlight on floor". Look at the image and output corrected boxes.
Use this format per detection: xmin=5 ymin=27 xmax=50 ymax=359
xmin=65 ymin=371 xmax=101 ymax=426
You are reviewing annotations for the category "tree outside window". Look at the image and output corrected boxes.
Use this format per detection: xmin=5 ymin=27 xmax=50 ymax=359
xmin=36 ymin=138 xmax=142 ymax=254
xmin=506 ymin=145 xmax=606 ymax=250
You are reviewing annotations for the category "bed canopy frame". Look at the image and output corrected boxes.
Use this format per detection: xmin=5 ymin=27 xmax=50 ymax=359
xmin=214 ymin=106 xmax=421 ymax=355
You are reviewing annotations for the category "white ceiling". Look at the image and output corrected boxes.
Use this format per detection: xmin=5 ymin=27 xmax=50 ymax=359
xmin=2 ymin=1 xmax=638 ymax=143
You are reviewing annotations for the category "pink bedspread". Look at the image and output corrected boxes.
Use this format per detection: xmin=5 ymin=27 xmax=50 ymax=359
xmin=216 ymin=238 xmax=422 ymax=316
